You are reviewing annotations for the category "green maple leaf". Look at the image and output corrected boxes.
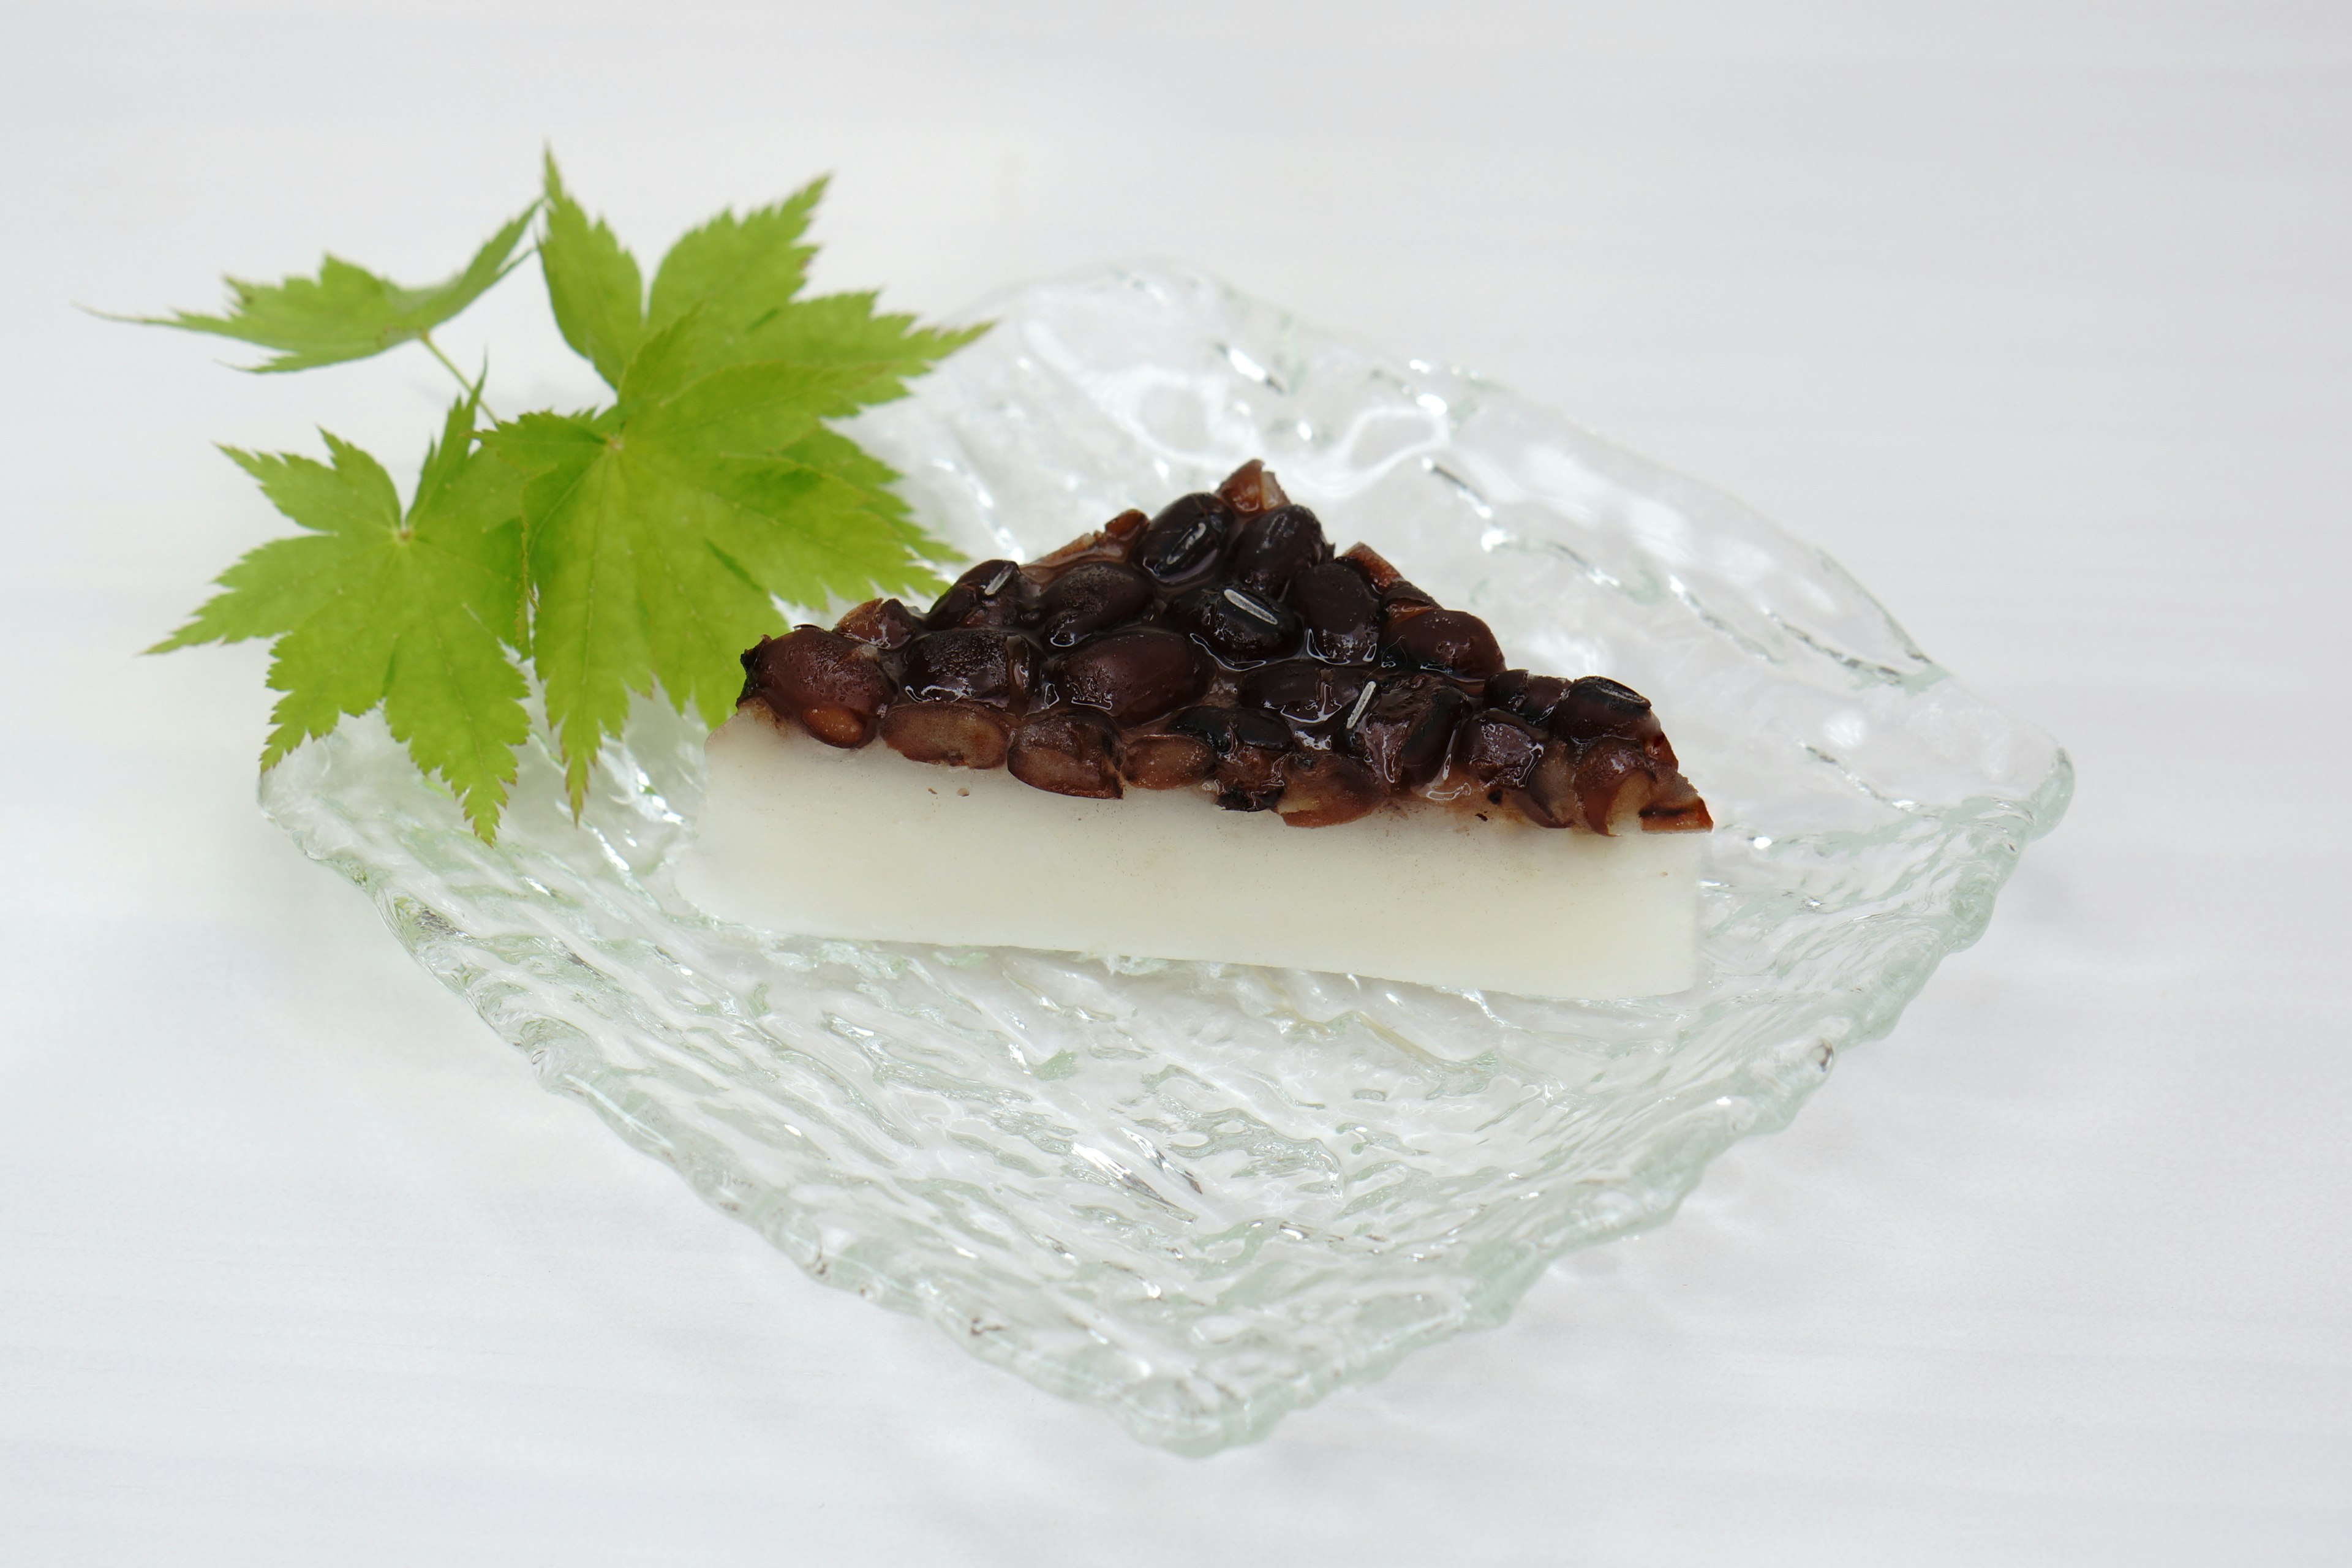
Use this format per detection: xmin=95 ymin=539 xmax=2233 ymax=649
xmin=538 ymin=156 xmax=644 ymax=388
xmin=646 ymin=176 xmax=826 ymax=337
xmin=135 ymin=154 xmax=986 ymax=842
xmin=154 ymin=389 xmax=530 ymax=837
xmin=116 ymin=207 xmax=537 ymax=373
xmin=499 ymin=159 xmax=981 ymax=807
xmin=486 ymin=341 xmax=944 ymax=809
xmin=637 ymin=177 xmax=984 ymax=393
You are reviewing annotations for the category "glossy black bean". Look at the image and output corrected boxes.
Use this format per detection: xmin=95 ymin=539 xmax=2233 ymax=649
xmin=1237 ymin=660 xmax=1370 ymax=731
xmin=1346 ymin=674 xmax=1469 ymax=791
xmin=1224 ymin=504 xmax=1329 ymax=597
xmin=1337 ymin=541 xmax=1403 ymax=592
xmin=1167 ymin=582 xmax=1297 ymax=665
xmin=1132 ymin=492 xmax=1232 ymax=584
xmin=1120 ymin=733 xmax=1215 ymax=790
xmin=1572 ymin=735 xmax=1656 ymax=835
xmin=898 ymin=628 xmax=1035 ymax=709
xmin=834 ymin=597 xmax=922 ymax=651
xmin=741 ymin=627 xmax=892 ymax=747
xmin=1548 ymin=674 xmax=1675 ymax=766
xmin=1458 ymin=709 xmax=1546 ymax=793
xmin=1507 ymin=739 xmax=1580 ymax=829
xmin=1008 ymin=711 xmax=1123 ymax=799
xmin=1289 ymin=561 xmax=1381 ymax=665
xmin=1275 ymin=751 xmax=1383 ymax=827
xmin=1055 ymin=627 xmax=1212 ymax=725
xmin=1215 ymin=458 xmax=1289 ymax=516
xmin=1639 ymin=769 xmax=1714 ymax=832
xmin=1168 ymin=706 xmax=1291 ymax=810
xmin=922 ymin=558 xmax=1025 ymax=629
xmin=1380 ymin=608 xmax=1506 ymax=681
xmin=880 ymin=701 xmax=1009 ymax=769
xmin=1036 ymin=562 xmax=1154 ymax=647
xmin=1488 ymin=669 xmax=1570 ymax=726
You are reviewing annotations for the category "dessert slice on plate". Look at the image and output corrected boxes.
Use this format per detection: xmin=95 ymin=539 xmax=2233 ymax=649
xmin=677 ymin=462 xmax=1711 ymax=1000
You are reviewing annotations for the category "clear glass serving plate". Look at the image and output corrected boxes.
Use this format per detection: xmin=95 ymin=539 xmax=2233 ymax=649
xmin=261 ymin=264 xmax=2071 ymax=1455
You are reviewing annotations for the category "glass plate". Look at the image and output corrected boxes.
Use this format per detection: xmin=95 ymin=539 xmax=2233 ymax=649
xmin=261 ymin=264 xmax=2071 ymax=1454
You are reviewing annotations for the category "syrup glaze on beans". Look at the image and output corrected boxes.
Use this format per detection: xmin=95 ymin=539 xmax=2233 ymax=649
xmin=739 ymin=461 xmax=1711 ymax=834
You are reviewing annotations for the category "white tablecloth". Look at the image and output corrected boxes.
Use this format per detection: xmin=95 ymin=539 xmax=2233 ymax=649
xmin=4 ymin=3 xmax=2346 ymax=1562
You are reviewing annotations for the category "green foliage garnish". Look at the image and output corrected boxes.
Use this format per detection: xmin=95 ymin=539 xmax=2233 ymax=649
xmin=153 ymin=386 xmax=530 ymax=835
xmin=118 ymin=208 xmax=537 ymax=374
xmin=134 ymin=154 xmax=981 ymax=839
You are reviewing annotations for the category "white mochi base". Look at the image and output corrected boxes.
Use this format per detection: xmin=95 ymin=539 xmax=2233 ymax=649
xmin=676 ymin=713 xmax=1702 ymax=1001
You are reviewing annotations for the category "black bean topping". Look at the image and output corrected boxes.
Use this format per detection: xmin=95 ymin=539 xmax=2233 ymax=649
xmin=742 ymin=627 xmax=892 ymax=748
xmin=1640 ymin=769 xmax=1714 ymax=832
xmin=1008 ymin=711 xmax=1123 ymax=799
xmin=1237 ymin=660 xmax=1370 ymax=731
xmin=1215 ymin=458 xmax=1290 ymax=516
xmin=1347 ymin=674 xmax=1469 ymax=792
xmin=1167 ymin=582 xmax=1297 ymax=666
xmin=835 ymin=597 xmax=922 ymax=651
xmin=1276 ymin=751 xmax=1383 ymax=828
xmin=1337 ymin=541 xmax=1403 ymax=591
xmin=899 ymin=628 xmax=1036 ymax=710
xmin=1120 ymin=733 xmax=1215 ymax=790
xmin=1214 ymin=753 xmax=1286 ymax=812
xmin=1133 ymin=492 xmax=1232 ymax=584
xmin=1507 ymin=739 xmax=1580 ymax=829
xmin=1056 ymin=627 xmax=1211 ymax=725
xmin=880 ymin=701 xmax=1009 ymax=769
xmin=1380 ymin=607 xmax=1506 ymax=681
xmin=1488 ymin=669 xmax=1570 ymax=726
xmin=1167 ymin=707 xmax=1290 ymax=811
xmin=1549 ymin=674 xmax=1650 ymax=734
xmin=1225 ymin=504 xmax=1329 ymax=597
xmin=1548 ymin=674 xmax=1675 ymax=766
xmin=1289 ymin=561 xmax=1381 ymax=665
xmin=1029 ymin=508 xmax=1150 ymax=574
xmin=1037 ymin=561 xmax=1154 ymax=647
xmin=736 ymin=458 xmax=1708 ymax=832
xmin=1458 ymin=709 xmax=1546 ymax=792
xmin=923 ymin=557 xmax=1025 ymax=629
xmin=1572 ymin=735 xmax=1656 ymax=835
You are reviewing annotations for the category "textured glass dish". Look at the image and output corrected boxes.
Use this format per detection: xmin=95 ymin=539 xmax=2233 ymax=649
xmin=262 ymin=264 xmax=2070 ymax=1455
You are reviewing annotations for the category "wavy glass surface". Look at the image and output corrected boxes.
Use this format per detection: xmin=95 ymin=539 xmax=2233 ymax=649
xmin=261 ymin=265 xmax=2071 ymax=1454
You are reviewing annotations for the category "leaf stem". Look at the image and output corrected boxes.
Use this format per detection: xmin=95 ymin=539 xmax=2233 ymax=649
xmin=418 ymin=332 xmax=497 ymax=419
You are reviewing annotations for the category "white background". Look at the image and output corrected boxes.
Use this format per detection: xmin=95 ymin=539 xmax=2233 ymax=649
xmin=4 ymin=2 xmax=2347 ymax=1562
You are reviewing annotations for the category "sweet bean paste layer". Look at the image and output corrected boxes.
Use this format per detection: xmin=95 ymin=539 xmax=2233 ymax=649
xmin=738 ymin=461 xmax=1711 ymax=834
